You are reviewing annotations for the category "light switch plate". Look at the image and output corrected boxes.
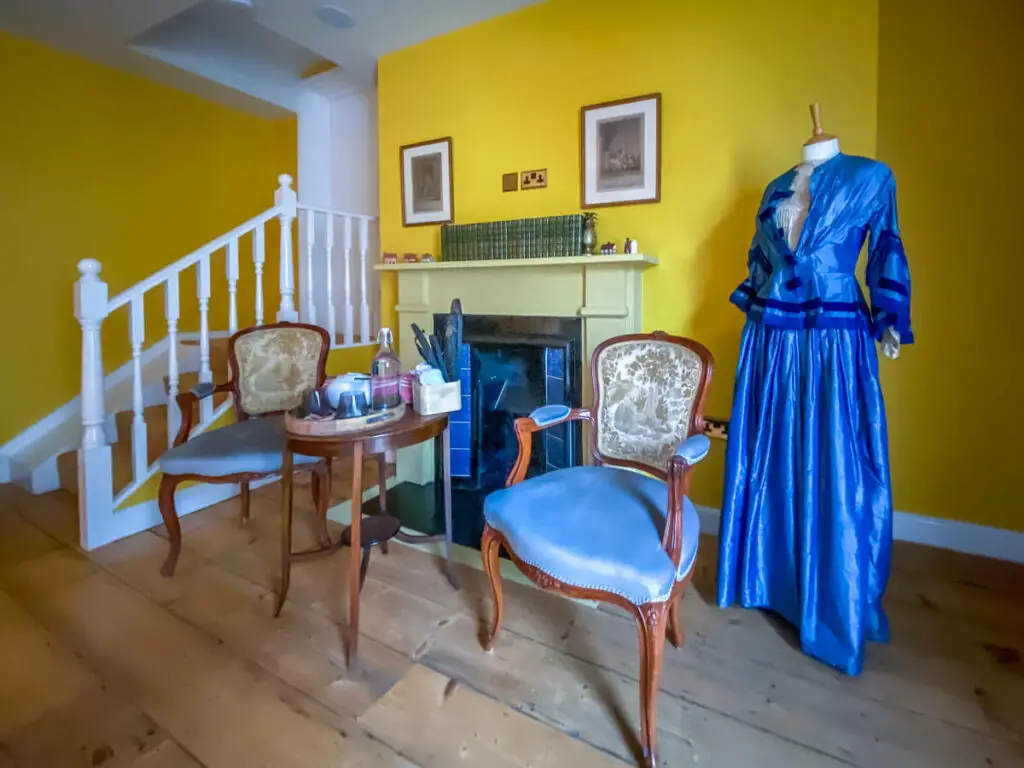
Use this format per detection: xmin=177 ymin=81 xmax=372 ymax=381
xmin=521 ymin=169 xmax=547 ymax=190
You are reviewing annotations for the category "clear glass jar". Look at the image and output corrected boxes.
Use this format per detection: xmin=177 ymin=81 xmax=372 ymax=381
xmin=371 ymin=328 xmax=402 ymax=410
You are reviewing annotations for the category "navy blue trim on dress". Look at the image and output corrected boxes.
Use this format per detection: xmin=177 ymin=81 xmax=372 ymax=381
xmin=758 ymin=207 xmax=776 ymax=222
xmin=768 ymin=189 xmax=795 ymax=203
xmin=785 ymin=277 xmax=803 ymax=290
xmin=876 ymin=277 xmax=909 ymax=297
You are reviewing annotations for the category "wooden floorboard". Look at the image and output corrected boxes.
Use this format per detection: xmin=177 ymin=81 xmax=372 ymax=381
xmin=1 ymin=481 xmax=1022 ymax=768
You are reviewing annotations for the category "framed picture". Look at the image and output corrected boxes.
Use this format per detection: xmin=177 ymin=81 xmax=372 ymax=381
xmin=400 ymin=137 xmax=454 ymax=227
xmin=580 ymin=93 xmax=661 ymax=208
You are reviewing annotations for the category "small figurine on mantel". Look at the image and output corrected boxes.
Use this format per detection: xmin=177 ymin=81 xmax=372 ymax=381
xmin=402 ymin=253 xmax=419 ymax=263
xmin=600 ymin=242 xmax=617 ymax=255
xmin=421 ymin=253 xmax=435 ymax=263
xmin=382 ymin=253 xmax=398 ymax=264
xmin=623 ymin=238 xmax=633 ymax=254
xmin=628 ymin=239 xmax=640 ymax=255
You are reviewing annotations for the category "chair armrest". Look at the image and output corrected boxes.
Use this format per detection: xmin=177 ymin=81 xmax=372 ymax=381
xmin=505 ymin=406 xmax=593 ymax=487
xmin=172 ymin=381 xmax=233 ymax=448
xmin=674 ymin=434 xmax=711 ymax=465
xmin=663 ymin=434 xmax=712 ymax=568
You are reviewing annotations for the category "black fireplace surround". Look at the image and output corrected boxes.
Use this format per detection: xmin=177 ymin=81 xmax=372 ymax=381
xmin=440 ymin=314 xmax=583 ymax=549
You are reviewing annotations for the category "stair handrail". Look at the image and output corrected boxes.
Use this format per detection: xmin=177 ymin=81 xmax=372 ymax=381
xmin=73 ymin=173 xmax=380 ymax=552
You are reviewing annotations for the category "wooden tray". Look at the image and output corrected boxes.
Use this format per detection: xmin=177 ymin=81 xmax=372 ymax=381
xmin=285 ymin=403 xmax=407 ymax=437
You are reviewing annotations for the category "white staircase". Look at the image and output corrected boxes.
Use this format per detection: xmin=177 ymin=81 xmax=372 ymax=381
xmin=1 ymin=173 xmax=379 ymax=551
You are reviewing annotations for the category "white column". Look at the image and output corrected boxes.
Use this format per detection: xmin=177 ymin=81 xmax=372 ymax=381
xmin=304 ymin=209 xmax=316 ymax=325
xmin=197 ymin=254 xmax=213 ymax=424
xmin=253 ymin=224 xmax=265 ymax=326
xmin=343 ymin=216 xmax=354 ymax=346
xmin=165 ymin=273 xmax=181 ymax=448
xmin=275 ymin=173 xmax=298 ymax=322
xmin=227 ymin=237 xmax=239 ymax=335
xmin=325 ymin=215 xmax=336 ymax=345
xmin=75 ymin=259 xmax=113 ymax=551
xmin=358 ymin=217 xmax=371 ymax=342
xmin=129 ymin=295 xmax=148 ymax=483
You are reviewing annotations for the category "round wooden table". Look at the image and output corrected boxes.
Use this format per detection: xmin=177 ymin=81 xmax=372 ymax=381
xmin=279 ymin=407 xmax=458 ymax=666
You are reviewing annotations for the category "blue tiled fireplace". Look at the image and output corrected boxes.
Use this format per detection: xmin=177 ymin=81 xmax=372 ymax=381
xmin=436 ymin=313 xmax=584 ymax=549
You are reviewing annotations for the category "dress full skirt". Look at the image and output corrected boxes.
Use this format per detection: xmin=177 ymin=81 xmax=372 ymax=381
xmin=717 ymin=321 xmax=893 ymax=676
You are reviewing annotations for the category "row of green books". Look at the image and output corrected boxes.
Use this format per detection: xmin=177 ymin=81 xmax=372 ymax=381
xmin=441 ymin=215 xmax=585 ymax=262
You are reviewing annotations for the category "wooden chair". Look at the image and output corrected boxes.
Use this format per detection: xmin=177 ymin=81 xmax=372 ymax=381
xmin=480 ymin=331 xmax=713 ymax=767
xmin=156 ymin=322 xmax=332 ymax=578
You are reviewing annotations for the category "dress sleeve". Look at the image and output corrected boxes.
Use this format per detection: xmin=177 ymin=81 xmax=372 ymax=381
xmin=866 ymin=170 xmax=913 ymax=343
xmin=730 ymin=231 xmax=772 ymax=313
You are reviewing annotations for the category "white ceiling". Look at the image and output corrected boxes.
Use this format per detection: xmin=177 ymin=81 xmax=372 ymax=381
xmin=0 ymin=0 xmax=544 ymax=117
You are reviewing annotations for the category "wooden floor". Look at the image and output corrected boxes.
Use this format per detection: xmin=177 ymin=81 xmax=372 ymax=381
xmin=0 ymin=477 xmax=1022 ymax=768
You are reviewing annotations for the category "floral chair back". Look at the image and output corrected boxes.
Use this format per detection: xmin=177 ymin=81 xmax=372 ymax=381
xmin=229 ymin=323 xmax=330 ymax=418
xmin=592 ymin=332 xmax=713 ymax=479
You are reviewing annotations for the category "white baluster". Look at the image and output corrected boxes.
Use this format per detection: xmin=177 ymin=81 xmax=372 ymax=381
xmin=359 ymin=217 xmax=371 ymax=342
xmin=129 ymin=295 xmax=148 ymax=482
xmin=165 ymin=274 xmax=181 ymax=448
xmin=227 ymin=237 xmax=239 ymax=335
xmin=197 ymin=254 xmax=213 ymax=424
xmin=343 ymin=216 xmax=354 ymax=346
xmin=253 ymin=224 xmax=265 ymax=326
xmin=325 ymin=215 xmax=336 ymax=345
xmin=75 ymin=259 xmax=113 ymax=551
xmin=275 ymin=174 xmax=298 ymax=322
xmin=304 ymin=209 xmax=316 ymax=325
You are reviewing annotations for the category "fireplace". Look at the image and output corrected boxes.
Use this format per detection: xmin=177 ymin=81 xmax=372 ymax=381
xmin=438 ymin=315 xmax=583 ymax=549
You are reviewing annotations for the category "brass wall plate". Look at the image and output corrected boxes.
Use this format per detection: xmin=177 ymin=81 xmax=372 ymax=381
xmin=502 ymin=172 xmax=518 ymax=192
xmin=521 ymin=169 xmax=547 ymax=190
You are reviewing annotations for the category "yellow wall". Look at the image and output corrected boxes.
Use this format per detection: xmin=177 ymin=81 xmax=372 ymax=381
xmin=877 ymin=0 xmax=1023 ymax=531
xmin=378 ymin=0 xmax=878 ymax=509
xmin=0 ymin=32 xmax=296 ymax=445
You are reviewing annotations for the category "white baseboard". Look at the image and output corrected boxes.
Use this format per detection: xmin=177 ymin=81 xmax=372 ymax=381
xmin=84 ymin=475 xmax=277 ymax=551
xmin=694 ymin=505 xmax=1024 ymax=564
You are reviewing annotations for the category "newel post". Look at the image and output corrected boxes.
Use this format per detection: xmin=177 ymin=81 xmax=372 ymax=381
xmin=275 ymin=173 xmax=299 ymax=322
xmin=75 ymin=259 xmax=113 ymax=550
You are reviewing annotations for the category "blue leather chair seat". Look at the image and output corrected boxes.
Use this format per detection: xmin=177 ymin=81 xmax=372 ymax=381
xmin=484 ymin=465 xmax=700 ymax=605
xmin=158 ymin=416 xmax=319 ymax=477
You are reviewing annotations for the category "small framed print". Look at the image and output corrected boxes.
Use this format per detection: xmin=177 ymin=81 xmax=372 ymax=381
xmin=400 ymin=137 xmax=454 ymax=227
xmin=580 ymin=93 xmax=661 ymax=208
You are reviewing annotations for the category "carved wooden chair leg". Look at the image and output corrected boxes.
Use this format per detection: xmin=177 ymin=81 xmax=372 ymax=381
xmin=311 ymin=462 xmax=332 ymax=548
xmin=635 ymin=601 xmax=670 ymax=767
xmin=239 ymin=481 xmax=251 ymax=524
xmin=480 ymin=524 xmax=505 ymax=650
xmin=667 ymin=593 xmax=684 ymax=649
xmin=157 ymin=475 xmax=182 ymax=578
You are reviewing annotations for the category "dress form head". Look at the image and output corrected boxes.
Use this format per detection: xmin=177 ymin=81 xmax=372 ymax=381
xmin=802 ymin=103 xmax=840 ymax=164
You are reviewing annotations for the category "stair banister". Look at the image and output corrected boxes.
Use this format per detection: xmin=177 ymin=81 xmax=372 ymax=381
xmin=75 ymin=258 xmax=113 ymax=550
xmin=275 ymin=173 xmax=298 ymax=322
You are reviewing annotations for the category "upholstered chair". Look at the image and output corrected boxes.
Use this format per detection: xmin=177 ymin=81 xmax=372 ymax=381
xmin=156 ymin=322 xmax=332 ymax=578
xmin=480 ymin=331 xmax=713 ymax=768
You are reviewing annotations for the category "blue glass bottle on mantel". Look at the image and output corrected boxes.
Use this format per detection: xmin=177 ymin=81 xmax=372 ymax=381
xmin=371 ymin=327 xmax=402 ymax=410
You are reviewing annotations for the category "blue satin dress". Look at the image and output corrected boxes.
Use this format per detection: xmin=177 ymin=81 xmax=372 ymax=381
xmin=717 ymin=153 xmax=913 ymax=676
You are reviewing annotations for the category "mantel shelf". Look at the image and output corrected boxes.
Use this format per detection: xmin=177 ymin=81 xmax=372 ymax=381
xmin=375 ymin=254 xmax=658 ymax=271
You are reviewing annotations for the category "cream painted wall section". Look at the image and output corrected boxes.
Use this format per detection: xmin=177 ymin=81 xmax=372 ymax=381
xmin=377 ymin=0 xmax=878 ymax=510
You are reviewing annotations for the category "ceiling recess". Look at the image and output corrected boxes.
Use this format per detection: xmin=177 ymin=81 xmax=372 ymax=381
xmin=315 ymin=5 xmax=355 ymax=29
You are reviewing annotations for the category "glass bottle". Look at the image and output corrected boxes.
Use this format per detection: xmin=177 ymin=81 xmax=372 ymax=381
xmin=371 ymin=327 xmax=402 ymax=410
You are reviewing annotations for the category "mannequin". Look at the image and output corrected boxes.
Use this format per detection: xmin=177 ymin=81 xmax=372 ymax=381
xmin=800 ymin=104 xmax=902 ymax=359
xmin=717 ymin=102 xmax=914 ymax=676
